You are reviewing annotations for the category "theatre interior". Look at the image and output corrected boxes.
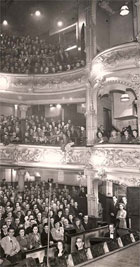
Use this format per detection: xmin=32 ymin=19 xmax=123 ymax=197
xmin=0 ymin=0 xmax=140 ymax=266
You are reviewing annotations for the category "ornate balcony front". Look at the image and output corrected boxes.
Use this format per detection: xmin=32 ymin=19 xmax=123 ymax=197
xmin=0 ymin=143 xmax=90 ymax=170
xmin=88 ymin=144 xmax=140 ymax=187
xmin=0 ymin=67 xmax=88 ymax=104
xmin=0 ymin=143 xmax=140 ymax=186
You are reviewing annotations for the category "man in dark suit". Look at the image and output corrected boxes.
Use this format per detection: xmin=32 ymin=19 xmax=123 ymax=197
xmin=82 ymin=215 xmax=96 ymax=231
xmin=109 ymin=196 xmax=119 ymax=226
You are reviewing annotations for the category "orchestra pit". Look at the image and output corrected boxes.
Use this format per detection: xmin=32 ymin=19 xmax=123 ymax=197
xmin=0 ymin=0 xmax=140 ymax=266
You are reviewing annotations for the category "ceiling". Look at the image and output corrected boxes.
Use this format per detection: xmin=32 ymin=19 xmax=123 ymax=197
xmin=0 ymin=0 xmax=134 ymax=37
xmin=0 ymin=0 xmax=87 ymax=37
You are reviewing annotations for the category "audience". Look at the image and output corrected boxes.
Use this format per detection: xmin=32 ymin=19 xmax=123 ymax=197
xmin=96 ymin=125 xmax=140 ymax=145
xmin=1 ymin=114 xmax=140 ymax=146
xmin=0 ymin=33 xmax=86 ymax=75
xmin=0 ymin=114 xmax=86 ymax=146
xmin=0 ymin=180 xmax=88 ymax=261
xmin=0 ymin=179 xmax=139 ymax=266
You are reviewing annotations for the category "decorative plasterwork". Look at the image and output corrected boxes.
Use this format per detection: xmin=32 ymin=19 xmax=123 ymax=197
xmin=1 ymin=144 xmax=140 ymax=187
xmin=90 ymin=42 xmax=140 ymax=98
xmin=88 ymin=144 xmax=140 ymax=187
xmin=91 ymin=42 xmax=140 ymax=73
xmin=0 ymin=144 xmax=91 ymax=169
xmin=0 ymin=68 xmax=88 ymax=94
xmin=93 ymin=169 xmax=140 ymax=187
xmin=89 ymin=145 xmax=140 ymax=170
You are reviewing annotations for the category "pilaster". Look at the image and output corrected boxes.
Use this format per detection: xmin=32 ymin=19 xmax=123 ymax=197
xmin=85 ymin=0 xmax=97 ymax=64
xmin=137 ymin=99 xmax=140 ymax=136
xmin=17 ymin=169 xmax=26 ymax=192
xmin=19 ymin=105 xmax=29 ymax=119
xmin=85 ymin=169 xmax=99 ymax=217
xmin=86 ymin=83 xmax=98 ymax=145
xmin=135 ymin=0 xmax=140 ymax=39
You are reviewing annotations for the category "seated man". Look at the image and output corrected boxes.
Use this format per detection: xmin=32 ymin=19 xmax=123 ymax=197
xmin=104 ymin=224 xmax=118 ymax=239
xmin=71 ymin=237 xmax=92 ymax=265
xmin=1 ymin=226 xmax=21 ymax=263
xmin=82 ymin=215 xmax=96 ymax=231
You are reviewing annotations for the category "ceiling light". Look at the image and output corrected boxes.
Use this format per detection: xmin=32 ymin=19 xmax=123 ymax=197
xmin=57 ymin=21 xmax=63 ymax=27
xmin=120 ymin=5 xmax=129 ymax=16
xmin=56 ymin=104 xmax=61 ymax=109
xmin=35 ymin=10 xmax=41 ymax=17
xmin=0 ymin=76 xmax=8 ymax=89
xmin=3 ymin=20 xmax=8 ymax=26
xmin=120 ymin=93 xmax=130 ymax=102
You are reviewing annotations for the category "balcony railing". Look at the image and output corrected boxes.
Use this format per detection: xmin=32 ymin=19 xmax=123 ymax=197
xmin=0 ymin=143 xmax=140 ymax=176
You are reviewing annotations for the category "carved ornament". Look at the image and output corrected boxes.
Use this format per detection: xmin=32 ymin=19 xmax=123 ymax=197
xmin=89 ymin=146 xmax=140 ymax=170
xmin=0 ymin=68 xmax=88 ymax=93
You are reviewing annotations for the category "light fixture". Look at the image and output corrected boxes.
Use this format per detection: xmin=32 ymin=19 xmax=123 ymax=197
xmin=3 ymin=20 xmax=8 ymax=26
xmin=120 ymin=4 xmax=129 ymax=16
xmin=57 ymin=21 xmax=63 ymax=27
xmin=56 ymin=104 xmax=61 ymax=109
xmin=0 ymin=76 xmax=8 ymax=89
xmin=35 ymin=10 xmax=41 ymax=16
xmin=65 ymin=45 xmax=77 ymax=51
xmin=120 ymin=93 xmax=130 ymax=102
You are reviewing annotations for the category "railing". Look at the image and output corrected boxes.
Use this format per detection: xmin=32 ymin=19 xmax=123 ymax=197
xmin=1 ymin=143 xmax=140 ymax=175
xmin=0 ymin=143 xmax=90 ymax=170
xmin=0 ymin=67 xmax=88 ymax=93
xmin=89 ymin=144 xmax=140 ymax=187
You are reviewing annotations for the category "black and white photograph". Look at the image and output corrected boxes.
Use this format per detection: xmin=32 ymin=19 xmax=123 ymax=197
xmin=0 ymin=0 xmax=140 ymax=266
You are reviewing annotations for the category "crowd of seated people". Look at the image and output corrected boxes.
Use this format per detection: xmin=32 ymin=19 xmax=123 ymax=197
xmin=0 ymin=180 xmax=92 ymax=265
xmin=0 ymin=180 xmax=139 ymax=266
xmin=96 ymin=125 xmax=140 ymax=144
xmin=0 ymin=114 xmax=86 ymax=146
xmin=0 ymin=33 xmax=86 ymax=75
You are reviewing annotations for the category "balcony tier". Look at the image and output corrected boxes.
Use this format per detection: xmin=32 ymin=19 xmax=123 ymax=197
xmin=0 ymin=68 xmax=88 ymax=104
xmin=0 ymin=143 xmax=140 ymax=186
xmin=90 ymin=42 xmax=140 ymax=99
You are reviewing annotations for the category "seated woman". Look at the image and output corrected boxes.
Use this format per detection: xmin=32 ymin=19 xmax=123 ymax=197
xmin=121 ymin=129 xmax=132 ymax=143
xmin=51 ymin=221 xmax=64 ymax=242
xmin=74 ymin=218 xmax=85 ymax=233
xmin=49 ymin=240 xmax=68 ymax=267
xmin=131 ymin=129 xmax=140 ymax=143
xmin=16 ymin=228 xmax=30 ymax=254
xmin=109 ymin=130 xmax=121 ymax=144
xmin=95 ymin=131 xmax=108 ymax=144
xmin=28 ymin=224 xmax=42 ymax=249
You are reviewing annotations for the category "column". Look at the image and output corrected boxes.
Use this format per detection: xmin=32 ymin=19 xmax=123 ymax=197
xmin=85 ymin=0 xmax=97 ymax=65
xmin=137 ymin=99 xmax=140 ymax=136
xmin=19 ymin=105 xmax=29 ymax=119
xmin=17 ymin=169 xmax=26 ymax=192
xmin=102 ymin=181 xmax=113 ymax=197
xmin=86 ymin=83 xmax=98 ymax=145
xmin=14 ymin=104 xmax=18 ymax=117
xmin=135 ymin=0 xmax=140 ymax=39
xmin=85 ymin=169 xmax=98 ymax=217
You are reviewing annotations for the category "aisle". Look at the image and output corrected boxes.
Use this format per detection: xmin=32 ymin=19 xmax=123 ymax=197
xmin=83 ymin=242 xmax=140 ymax=267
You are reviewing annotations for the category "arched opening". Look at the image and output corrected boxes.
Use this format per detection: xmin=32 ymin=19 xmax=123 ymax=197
xmin=97 ymin=86 xmax=138 ymax=137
